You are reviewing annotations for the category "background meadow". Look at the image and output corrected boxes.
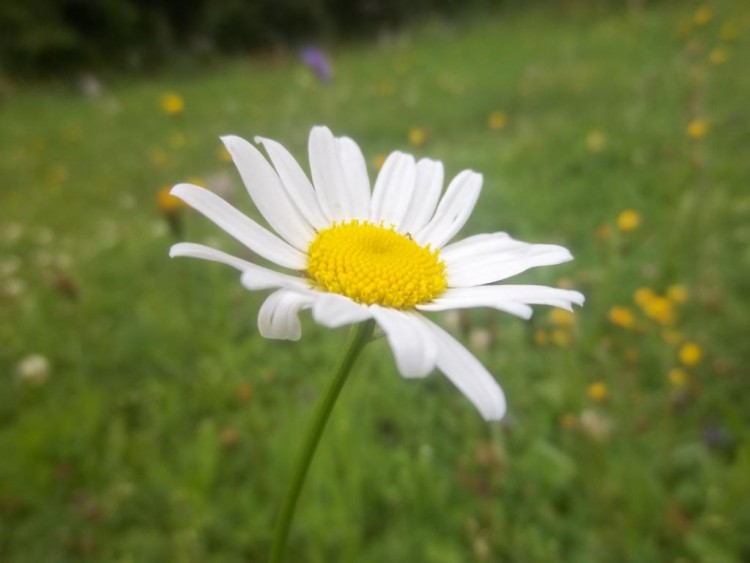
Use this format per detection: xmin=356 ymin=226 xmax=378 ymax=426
xmin=2 ymin=1 xmax=749 ymax=561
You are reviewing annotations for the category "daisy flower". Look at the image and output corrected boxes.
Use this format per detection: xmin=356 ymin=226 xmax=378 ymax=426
xmin=169 ymin=126 xmax=584 ymax=420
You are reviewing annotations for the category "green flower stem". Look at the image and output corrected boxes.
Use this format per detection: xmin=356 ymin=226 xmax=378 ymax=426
xmin=269 ymin=319 xmax=376 ymax=563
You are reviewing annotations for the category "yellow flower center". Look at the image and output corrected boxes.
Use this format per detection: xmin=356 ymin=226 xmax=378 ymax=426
xmin=307 ymin=220 xmax=447 ymax=309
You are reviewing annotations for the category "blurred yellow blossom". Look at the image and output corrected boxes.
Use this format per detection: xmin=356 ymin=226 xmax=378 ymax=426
xmin=609 ymin=306 xmax=635 ymax=329
xmin=668 ymin=368 xmax=688 ymax=388
xmin=709 ymin=47 xmax=729 ymax=64
xmin=679 ymin=342 xmax=703 ymax=366
xmin=617 ymin=209 xmax=641 ymax=232
xmin=693 ymin=6 xmax=713 ymax=26
xmin=160 ymin=92 xmax=185 ymax=116
xmin=587 ymin=382 xmax=608 ymax=402
xmin=634 ymin=287 xmax=656 ymax=308
xmin=686 ymin=118 xmax=709 ymax=139
xmin=550 ymin=308 xmax=575 ymax=327
xmin=157 ymin=186 xmax=188 ymax=214
xmin=586 ymin=129 xmax=607 ymax=152
xmin=488 ymin=111 xmax=508 ymax=130
xmin=643 ymin=296 xmax=674 ymax=325
xmin=667 ymin=284 xmax=688 ymax=304
xmin=408 ymin=127 xmax=427 ymax=147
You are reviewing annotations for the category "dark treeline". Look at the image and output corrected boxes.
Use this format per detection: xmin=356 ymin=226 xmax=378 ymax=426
xmin=0 ymin=0 xmax=657 ymax=76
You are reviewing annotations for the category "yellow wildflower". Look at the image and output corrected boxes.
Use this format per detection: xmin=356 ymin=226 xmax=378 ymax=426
xmin=679 ymin=342 xmax=703 ymax=366
xmin=643 ymin=296 xmax=674 ymax=325
xmin=408 ymin=127 xmax=427 ymax=147
xmin=550 ymin=308 xmax=575 ymax=328
xmin=667 ymin=284 xmax=688 ymax=304
xmin=157 ymin=186 xmax=188 ymax=214
xmin=709 ymin=47 xmax=729 ymax=65
xmin=634 ymin=287 xmax=656 ymax=308
xmin=668 ymin=368 xmax=688 ymax=388
xmin=693 ymin=6 xmax=713 ymax=26
xmin=608 ymin=306 xmax=635 ymax=329
xmin=488 ymin=111 xmax=508 ymax=130
xmin=587 ymin=382 xmax=608 ymax=402
xmin=687 ymin=118 xmax=709 ymax=139
xmin=617 ymin=209 xmax=641 ymax=232
xmin=160 ymin=92 xmax=185 ymax=116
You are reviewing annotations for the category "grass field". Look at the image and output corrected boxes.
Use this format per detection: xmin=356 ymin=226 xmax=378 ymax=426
xmin=1 ymin=2 xmax=749 ymax=561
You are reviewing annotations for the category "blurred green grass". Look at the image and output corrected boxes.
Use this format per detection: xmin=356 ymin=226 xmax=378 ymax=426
xmin=1 ymin=2 xmax=749 ymax=562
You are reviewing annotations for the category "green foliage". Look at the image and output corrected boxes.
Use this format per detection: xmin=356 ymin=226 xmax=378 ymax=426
xmin=1 ymin=1 xmax=749 ymax=561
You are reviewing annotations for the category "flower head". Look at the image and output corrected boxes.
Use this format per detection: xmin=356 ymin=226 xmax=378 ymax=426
xmin=617 ymin=209 xmax=641 ymax=232
xmin=169 ymin=126 xmax=584 ymax=420
xmin=679 ymin=342 xmax=703 ymax=367
xmin=300 ymin=46 xmax=333 ymax=83
xmin=160 ymin=92 xmax=185 ymax=116
xmin=686 ymin=118 xmax=709 ymax=139
xmin=488 ymin=111 xmax=508 ymax=130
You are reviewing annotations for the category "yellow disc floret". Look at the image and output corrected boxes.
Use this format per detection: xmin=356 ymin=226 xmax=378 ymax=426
xmin=307 ymin=220 xmax=447 ymax=309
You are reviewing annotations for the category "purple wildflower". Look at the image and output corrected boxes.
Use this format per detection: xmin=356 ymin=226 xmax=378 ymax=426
xmin=300 ymin=46 xmax=333 ymax=83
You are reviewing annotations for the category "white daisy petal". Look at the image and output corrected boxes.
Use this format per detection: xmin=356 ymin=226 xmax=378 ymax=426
xmin=445 ymin=235 xmax=573 ymax=287
xmin=416 ymin=170 xmax=482 ymax=248
xmin=171 ymin=183 xmax=306 ymax=270
xmin=170 ymin=242 xmax=309 ymax=290
xmin=336 ymin=136 xmax=371 ymax=220
xmin=309 ymin=126 xmax=352 ymax=221
xmin=418 ymin=296 xmax=534 ymax=319
xmin=399 ymin=158 xmax=444 ymax=234
xmin=418 ymin=285 xmax=585 ymax=318
xmin=311 ymin=293 xmax=372 ymax=328
xmin=170 ymin=242 xmax=259 ymax=272
xmin=239 ymin=267 xmax=310 ymax=291
xmin=258 ymin=290 xmax=314 ymax=340
xmin=421 ymin=317 xmax=507 ymax=420
xmin=370 ymin=307 xmax=438 ymax=378
xmin=369 ymin=152 xmax=417 ymax=228
xmin=221 ymin=135 xmax=315 ymax=250
xmin=254 ymin=136 xmax=329 ymax=229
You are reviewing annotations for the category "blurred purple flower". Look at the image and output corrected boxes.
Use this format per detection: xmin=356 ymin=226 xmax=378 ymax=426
xmin=300 ymin=46 xmax=333 ymax=83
